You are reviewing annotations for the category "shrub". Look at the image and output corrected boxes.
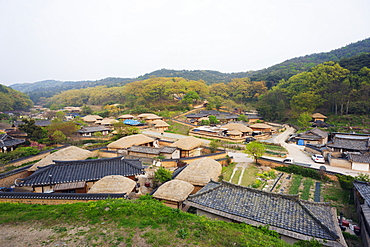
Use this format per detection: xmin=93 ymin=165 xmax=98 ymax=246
xmin=275 ymin=165 xmax=328 ymax=181
xmin=154 ymin=167 xmax=172 ymax=184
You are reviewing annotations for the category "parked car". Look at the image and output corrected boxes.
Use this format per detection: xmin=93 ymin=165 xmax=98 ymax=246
xmin=283 ymin=158 xmax=294 ymax=164
xmin=311 ymin=154 xmax=325 ymax=163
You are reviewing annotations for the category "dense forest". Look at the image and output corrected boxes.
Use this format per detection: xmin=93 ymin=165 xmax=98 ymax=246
xmin=249 ymin=37 xmax=370 ymax=87
xmin=9 ymin=37 xmax=370 ymax=104
xmin=0 ymin=84 xmax=33 ymax=111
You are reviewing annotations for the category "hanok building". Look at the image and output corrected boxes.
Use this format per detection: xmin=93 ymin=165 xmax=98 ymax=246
xmin=95 ymin=118 xmax=119 ymax=128
xmin=136 ymin=113 xmax=163 ymax=123
xmin=152 ymin=179 xmax=194 ymax=209
xmin=127 ymin=145 xmax=180 ymax=160
xmin=0 ymin=133 xmax=25 ymax=152
xmin=353 ymin=180 xmax=370 ymax=246
xmin=185 ymin=110 xmax=239 ymax=125
xmin=76 ymin=126 xmax=111 ymax=137
xmin=293 ymin=128 xmax=329 ymax=146
xmin=170 ymin=136 xmax=203 ymax=158
xmin=87 ymin=175 xmax=136 ymax=195
xmin=221 ymin=123 xmax=253 ymax=138
xmin=327 ymin=133 xmax=370 ymax=153
xmin=107 ymin=134 xmax=157 ymax=153
xmin=249 ymin=123 xmax=273 ymax=135
xmin=173 ymin=157 xmax=222 ymax=194
xmin=185 ymin=181 xmax=346 ymax=246
xmin=18 ymin=156 xmax=144 ymax=193
xmin=347 ymin=153 xmax=370 ymax=172
xmin=149 ymin=120 xmax=170 ymax=132
xmin=117 ymin=114 xmax=135 ymax=121
xmin=312 ymin=113 xmax=327 ymax=122
xmin=82 ymin=115 xmax=103 ymax=125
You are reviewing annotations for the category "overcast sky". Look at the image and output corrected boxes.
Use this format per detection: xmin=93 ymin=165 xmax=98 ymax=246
xmin=1 ymin=0 xmax=369 ymax=86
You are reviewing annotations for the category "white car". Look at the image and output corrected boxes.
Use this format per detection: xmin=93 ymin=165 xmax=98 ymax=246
xmin=311 ymin=154 xmax=325 ymax=163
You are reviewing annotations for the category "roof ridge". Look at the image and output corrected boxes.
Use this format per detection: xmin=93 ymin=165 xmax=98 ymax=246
xmin=298 ymin=200 xmax=339 ymax=240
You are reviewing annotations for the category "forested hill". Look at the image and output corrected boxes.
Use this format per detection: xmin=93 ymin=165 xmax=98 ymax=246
xmin=136 ymin=69 xmax=253 ymax=84
xmin=11 ymin=77 xmax=135 ymax=104
xmin=0 ymin=84 xmax=33 ymax=111
xmin=249 ymin=37 xmax=370 ymax=87
xmin=9 ymin=37 xmax=370 ymax=104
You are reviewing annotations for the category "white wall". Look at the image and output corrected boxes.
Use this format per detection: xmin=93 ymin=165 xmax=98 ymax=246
xmin=352 ymin=162 xmax=369 ymax=172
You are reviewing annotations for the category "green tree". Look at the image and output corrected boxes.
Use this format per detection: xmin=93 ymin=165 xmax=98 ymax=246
xmin=297 ymin=112 xmax=312 ymax=128
xmin=154 ymin=167 xmax=172 ymax=184
xmin=52 ymin=130 xmax=67 ymax=144
xmin=244 ymin=141 xmax=266 ymax=164
xmin=81 ymin=105 xmax=93 ymax=115
xmin=207 ymin=96 xmax=223 ymax=110
xmin=182 ymin=91 xmax=200 ymax=106
xmin=18 ymin=119 xmax=47 ymax=142
xmin=208 ymin=115 xmax=220 ymax=125
xmin=238 ymin=115 xmax=249 ymax=122
xmin=209 ymin=140 xmax=221 ymax=153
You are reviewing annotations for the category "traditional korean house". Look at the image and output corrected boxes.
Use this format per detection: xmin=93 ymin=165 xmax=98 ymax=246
xmin=136 ymin=113 xmax=162 ymax=123
xmin=82 ymin=115 xmax=103 ymax=125
xmin=249 ymin=123 xmax=273 ymax=135
xmin=185 ymin=181 xmax=346 ymax=246
xmin=347 ymin=153 xmax=370 ymax=172
xmin=312 ymin=113 xmax=327 ymax=122
xmin=19 ymin=156 xmax=144 ymax=193
xmin=327 ymin=134 xmax=370 ymax=153
xmin=152 ymin=179 xmax=194 ymax=209
xmin=117 ymin=114 xmax=135 ymax=121
xmin=149 ymin=120 xmax=170 ymax=132
xmin=293 ymin=128 xmax=329 ymax=145
xmin=222 ymin=123 xmax=253 ymax=137
xmin=185 ymin=110 xmax=239 ymax=124
xmin=87 ymin=175 xmax=136 ymax=194
xmin=76 ymin=126 xmax=111 ymax=137
xmin=173 ymin=157 xmax=222 ymax=193
xmin=0 ymin=133 xmax=25 ymax=152
xmin=170 ymin=136 xmax=203 ymax=158
xmin=127 ymin=145 xmax=179 ymax=159
xmin=107 ymin=134 xmax=157 ymax=152
xmin=28 ymin=146 xmax=94 ymax=172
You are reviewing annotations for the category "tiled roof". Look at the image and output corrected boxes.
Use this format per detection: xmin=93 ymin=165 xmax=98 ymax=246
xmin=20 ymin=156 xmax=144 ymax=187
xmin=185 ymin=181 xmax=339 ymax=241
xmin=128 ymin=145 xmax=177 ymax=155
xmin=185 ymin=110 xmax=239 ymax=119
xmin=310 ymin=128 xmax=328 ymax=138
xmin=348 ymin=153 xmax=370 ymax=164
xmin=327 ymin=135 xmax=370 ymax=151
xmin=0 ymin=134 xmax=25 ymax=148
xmin=354 ymin=180 xmax=370 ymax=206
xmin=77 ymin=126 xmax=111 ymax=133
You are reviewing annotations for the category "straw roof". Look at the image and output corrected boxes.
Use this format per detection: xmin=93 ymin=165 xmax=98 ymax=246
xmin=150 ymin=120 xmax=170 ymax=127
xmin=153 ymin=180 xmax=194 ymax=202
xmin=171 ymin=136 xmax=203 ymax=150
xmin=100 ymin=118 xmax=119 ymax=125
xmin=88 ymin=175 xmax=136 ymax=194
xmin=175 ymin=157 xmax=222 ymax=186
xmin=107 ymin=134 xmax=155 ymax=149
xmin=227 ymin=129 xmax=242 ymax=135
xmin=312 ymin=113 xmax=327 ymax=119
xmin=117 ymin=114 xmax=135 ymax=119
xmin=249 ymin=123 xmax=272 ymax=129
xmin=28 ymin=146 xmax=93 ymax=171
xmin=137 ymin=113 xmax=159 ymax=118
xmin=82 ymin=115 xmax=103 ymax=122
xmin=198 ymin=117 xmax=209 ymax=121
xmin=222 ymin=123 xmax=253 ymax=133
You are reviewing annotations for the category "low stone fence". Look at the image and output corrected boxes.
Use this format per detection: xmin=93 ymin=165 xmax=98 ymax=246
xmin=328 ymin=153 xmax=351 ymax=169
xmin=0 ymin=192 xmax=126 ymax=205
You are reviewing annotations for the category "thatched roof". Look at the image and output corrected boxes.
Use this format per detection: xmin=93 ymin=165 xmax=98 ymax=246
xmin=150 ymin=120 xmax=170 ymax=127
xmin=171 ymin=136 xmax=203 ymax=150
xmin=153 ymin=180 xmax=194 ymax=202
xmin=107 ymin=134 xmax=155 ymax=149
xmin=312 ymin=113 xmax=327 ymax=119
xmin=117 ymin=114 xmax=135 ymax=119
xmin=28 ymin=146 xmax=93 ymax=171
xmin=88 ymin=175 xmax=136 ymax=194
xmin=227 ymin=129 xmax=242 ymax=135
xmin=198 ymin=117 xmax=209 ymax=121
xmin=175 ymin=157 xmax=222 ymax=186
xmin=222 ymin=123 xmax=253 ymax=133
xmin=249 ymin=123 xmax=272 ymax=129
xmin=137 ymin=113 xmax=161 ymax=119
xmin=82 ymin=115 xmax=103 ymax=122
xmin=100 ymin=118 xmax=119 ymax=125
